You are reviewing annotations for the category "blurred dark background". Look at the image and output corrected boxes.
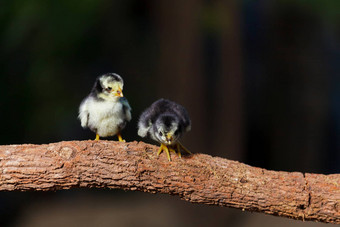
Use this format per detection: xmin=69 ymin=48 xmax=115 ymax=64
xmin=0 ymin=0 xmax=339 ymax=226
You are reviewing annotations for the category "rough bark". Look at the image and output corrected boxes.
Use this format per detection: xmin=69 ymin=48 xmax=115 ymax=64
xmin=0 ymin=140 xmax=339 ymax=224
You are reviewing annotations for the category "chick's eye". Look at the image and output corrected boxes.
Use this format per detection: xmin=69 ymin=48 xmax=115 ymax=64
xmin=159 ymin=131 xmax=163 ymax=136
xmin=106 ymin=87 xmax=112 ymax=92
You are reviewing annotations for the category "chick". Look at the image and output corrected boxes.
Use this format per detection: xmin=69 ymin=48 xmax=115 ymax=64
xmin=138 ymin=99 xmax=191 ymax=161
xmin=79 ymin=73 xmax=131 ymax=142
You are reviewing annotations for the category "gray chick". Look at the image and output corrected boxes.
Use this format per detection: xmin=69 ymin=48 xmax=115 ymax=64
xmin=138 ymin=99 xmax=191 ymax=161
xmin=79 ymin=73 xmax=131 ymax=142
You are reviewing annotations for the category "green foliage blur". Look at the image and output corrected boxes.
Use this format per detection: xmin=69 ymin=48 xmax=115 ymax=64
xmin=1 ymin=0 xmax=158 ymax=144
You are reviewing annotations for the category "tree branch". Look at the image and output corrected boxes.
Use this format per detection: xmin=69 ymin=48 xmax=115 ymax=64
xmin=0 ymin=141 xmax=339 ymax=224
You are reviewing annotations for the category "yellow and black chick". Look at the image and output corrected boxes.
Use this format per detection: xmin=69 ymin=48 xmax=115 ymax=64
xmin=138 ymin=99 xmax=191 ymax=161
xmin=79 ymin=73 xmax=131 ymax=142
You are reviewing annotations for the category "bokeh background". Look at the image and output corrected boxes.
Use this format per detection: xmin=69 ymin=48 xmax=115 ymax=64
xmin=0 ymin=0 xmax=339 ymax=226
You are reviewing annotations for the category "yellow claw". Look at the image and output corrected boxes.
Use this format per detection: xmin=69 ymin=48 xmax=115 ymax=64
xmin=157 ymin=142 xmax=191 ymax=161
xmin=173 ymin=142 xmax=191 ymax=159
xmin=175 ymin=144 xmax=182 ymax=159
xmin=177 ymin=141 xmax=192 ymax=154
xmin=169 ymin=148 xmax=177 ymax=154
xmin=117 ymin=132 xmax=126 ymax=142
xmin=157 ymin=143 xmax=171 ymax=161
xmin=95 ymin=134 xmax=100 ymax=141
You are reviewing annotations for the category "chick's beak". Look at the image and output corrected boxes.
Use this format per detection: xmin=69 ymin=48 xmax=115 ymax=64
xmin=166 ymin=133 xmax=173 ymax=144
xmin=115 ymin=87 xmax=123 ymax=97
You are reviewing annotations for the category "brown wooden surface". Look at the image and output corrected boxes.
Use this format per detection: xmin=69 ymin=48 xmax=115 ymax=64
xmin=0 ymin=140 xmax=339 ymax=224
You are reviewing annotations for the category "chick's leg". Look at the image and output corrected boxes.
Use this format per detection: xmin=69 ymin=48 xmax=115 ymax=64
xmin=157 ymin=144 xmax=171 ymax=161
xmin=168 ymin=146 xmax=181 ymax=159
xmin=177 ymin=142 xmax=191 ymax=154
xmin=169 ymin=147 xmax=177 ymax=154
xmin=175 ymin=144 xmax=182 ymax=159
xmin=117 ymin=132 xmax=126 ymax=142
xmin=95 ymin=134 xmax=100 ymax=141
